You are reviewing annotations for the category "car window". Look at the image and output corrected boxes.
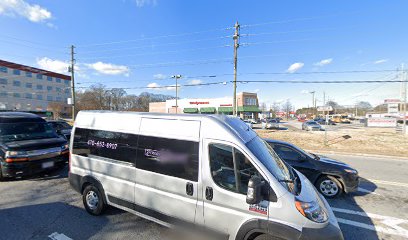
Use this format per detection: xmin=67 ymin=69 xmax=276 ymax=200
xmin=273 ymin=145 xmax=303 ymax=162
xmin=209 ymin=143 xmax=262 ymax=194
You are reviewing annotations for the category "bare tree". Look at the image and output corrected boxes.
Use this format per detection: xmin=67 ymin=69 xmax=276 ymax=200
xmin=47 ymin=102 xmax=66 ymax=119
xmin=282 ymin=99 xmax=293 ymax=120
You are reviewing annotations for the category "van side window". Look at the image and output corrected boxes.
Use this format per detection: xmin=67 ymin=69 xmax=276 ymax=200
xmin=136 ymin=135 xmax=199 ymax=181
xmin=209 ymin=144 xmax=236 ymax=192
xmin=209 ymin=143 xmax=262 ymax=194
xmin=72 ymin=128 xmax=137 ymax=164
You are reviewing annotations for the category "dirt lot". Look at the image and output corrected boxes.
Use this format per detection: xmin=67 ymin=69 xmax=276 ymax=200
xmin=255 ymin=122 xmax=408 ymax=157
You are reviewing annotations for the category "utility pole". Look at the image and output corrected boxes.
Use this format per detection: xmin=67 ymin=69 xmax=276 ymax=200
xmin=172 ymin=75 xmax=182 ymax=114
xmin=401 ymin=64 xmax=407 ymax=134
xmin=310 ymin=91 xmax=315 ymax=117
xmin=69 ymin=45 xmax=76 ymax=121
xmin=232 ymin=21 xmax=240 ymax=117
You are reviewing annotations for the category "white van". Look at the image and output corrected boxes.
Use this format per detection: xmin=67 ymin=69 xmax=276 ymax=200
xmin=69 ymin=111 xmax=343 ymax=240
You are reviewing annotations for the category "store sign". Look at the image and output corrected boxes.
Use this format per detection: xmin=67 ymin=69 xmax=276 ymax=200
xmin=317 ymin=106 xmax=333 ymax=112
xmin=384 ymin=99 xmax=401 ymax=103
xmin=220 ymin=104 xmax=232 ymax=106
xmin=387 ymin=103 xmax=399 ymax=114
xmin=367 ymin=117 xmax=397 ymax=127
xmin=189 ymin=101 xmax=209 ymax=105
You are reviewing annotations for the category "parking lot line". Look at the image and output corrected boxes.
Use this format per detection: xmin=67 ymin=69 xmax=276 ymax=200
xmin=48 ymin=232 xmax=73 ymax=240
xmin=357 ymin=187 xmax=380 ymax=195
xmin=365 ymin=179 xmax=408 ymax=188
xmin=333 ymin=208 xmax=408 ymax=238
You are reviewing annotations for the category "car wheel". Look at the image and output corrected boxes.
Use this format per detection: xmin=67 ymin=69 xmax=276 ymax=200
xmin=316 ymin=176 xmax=343 ymax=198
xmin=0 ymin=166 xmax=4 ymax=181
xmin=254 ymin=234 xmax=283 ymax=240
xmin=82 ymin=185 xmax=106 ymax=215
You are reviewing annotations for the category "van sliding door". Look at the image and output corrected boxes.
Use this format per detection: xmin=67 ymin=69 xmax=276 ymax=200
xmin=134 ymin=118 xmax=200 ymax=225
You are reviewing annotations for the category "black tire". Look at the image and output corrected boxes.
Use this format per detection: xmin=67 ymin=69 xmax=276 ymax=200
xmin=254 ymin=234 xmax=283 ymax=240
xmin=0 ymin=166 xmax=4 ymax=181
xmin=82 ymin=185 xmax=106 ymax=215
xmin=315 ymin=176 xmax=343 ymax=198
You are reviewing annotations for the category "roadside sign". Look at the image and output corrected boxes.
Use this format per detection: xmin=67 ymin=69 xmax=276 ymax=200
xmin=317 ymin=106 xmax=333 ymax=112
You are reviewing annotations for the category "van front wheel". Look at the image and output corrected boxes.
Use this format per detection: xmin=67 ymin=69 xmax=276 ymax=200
xmin=82 ymin=185 xmax=106 ymax=216
xmin=254 ymin=234 xmax=283 ymax=240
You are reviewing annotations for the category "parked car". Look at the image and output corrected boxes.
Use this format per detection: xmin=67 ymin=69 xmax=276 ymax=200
xmin=0 ymin=112 xmax=69 ymax=180
xmin=302 ymin=121 xmax=323 ymax=131
xmin=265 ymin=139 xmax=359 ymax=198
xmin=48 ymin=120 xmax=73 ymax=141
xmin=262 ymin=119 xmax=279 ymax=129
xmin=242 ymin=119 xmax=253 ymax=128
xmin=314 ymin=118 xmax=336 ymax=125
xmin=247 ymin=118 xmax=258 ymax=124
xmin=69 ymin=111 xmax=343 ymax=240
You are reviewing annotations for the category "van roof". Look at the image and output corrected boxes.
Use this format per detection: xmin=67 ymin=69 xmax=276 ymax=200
xmin=76 ymin=111 xmax=257 ymax=144
xmin=0 ymin=112 xmax=45 ymax=123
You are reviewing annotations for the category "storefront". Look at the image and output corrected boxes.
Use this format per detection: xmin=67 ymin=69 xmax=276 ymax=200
xmin=149 ymin=92 xmax=261 ymax=120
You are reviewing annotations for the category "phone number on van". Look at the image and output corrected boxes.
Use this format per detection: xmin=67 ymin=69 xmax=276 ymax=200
xmin=87 ymin=140 xmax=118 ymax=149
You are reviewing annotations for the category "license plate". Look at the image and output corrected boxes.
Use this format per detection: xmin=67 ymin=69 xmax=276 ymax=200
xmin=42 ymin=162 xmax=54 ymax=169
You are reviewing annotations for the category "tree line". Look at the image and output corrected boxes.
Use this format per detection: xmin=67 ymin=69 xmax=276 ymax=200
xmin=48 ymin=84 xmax=175 ymax=118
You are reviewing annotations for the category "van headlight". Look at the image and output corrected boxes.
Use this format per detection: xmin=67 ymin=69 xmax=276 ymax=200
xmin=6 ymin=151 xmax=27 ymax=157
xmin=295 ymin=199 xmax=328 ymax=223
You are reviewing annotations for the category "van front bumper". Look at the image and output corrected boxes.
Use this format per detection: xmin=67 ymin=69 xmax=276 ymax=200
xmin=300 ymin=222 xmax=344 ymax=240
xmin=1 ymin=153 xmax=68 ymax=178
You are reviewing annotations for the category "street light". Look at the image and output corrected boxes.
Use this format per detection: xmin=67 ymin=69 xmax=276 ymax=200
xmin=171 ymin=75 xmax=182 ymax=114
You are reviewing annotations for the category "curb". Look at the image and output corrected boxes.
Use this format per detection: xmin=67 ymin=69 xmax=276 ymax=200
xmin=304 ymin=150 xmax=408 ymax=161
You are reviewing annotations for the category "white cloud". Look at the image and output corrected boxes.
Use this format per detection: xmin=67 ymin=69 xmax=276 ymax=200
xmin=147 ymin=82 xmax=160 ymax=89
xmin=135 ymin=0 xmax=157 ymax=7
xmin=147 ymin=82 xmax=179 ymax=91
xmin=153 ymin=73 xmax=167 ymax=80
xmin=36 ymin=57 xmax=69 ymax=74
xmin=314 ymin=58 xmax=333 ymax=67
xmin=300 ymin=90 xmax=310 ymax=94
xmin=0 ymin=0 xmax=52 ymax=23
xmin=188 ymin=79 xmax=202 ymax=85
xmin=374 ymin=59 xmax=388 ymax=64
xmin=85 ymin=62 xmax=130 ymax=76
xmin=253 ymin=89 xmax=260 ymax=93
xmin=286 ymin=62 xmax=304 ymax=73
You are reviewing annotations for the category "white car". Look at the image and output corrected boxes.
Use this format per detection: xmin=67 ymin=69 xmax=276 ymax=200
xmin=262 ymin=119 xmax=279 ymax=129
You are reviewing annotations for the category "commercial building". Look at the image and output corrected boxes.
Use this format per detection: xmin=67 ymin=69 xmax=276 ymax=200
xmin=0 ymin=59 xmax=71 ymax=116
xmin=149 ymin=92 xmax=262 ymax=119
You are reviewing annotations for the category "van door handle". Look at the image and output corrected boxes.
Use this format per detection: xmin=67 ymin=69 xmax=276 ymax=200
xmin=186 ymin=182 xmax=194 ymax=196
xmin=205 ymin=187 xmax=213 ymax=201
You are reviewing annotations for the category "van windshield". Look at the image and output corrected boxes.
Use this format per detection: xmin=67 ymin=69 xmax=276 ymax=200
xmin=0 ymin=122 xmax=57 ymax=142
xmin=246 ymin=136 xmax=297 ymax=194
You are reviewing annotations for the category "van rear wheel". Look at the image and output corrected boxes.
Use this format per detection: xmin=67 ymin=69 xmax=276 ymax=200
xmin=82 ymin=185 xmax=106 ymax=216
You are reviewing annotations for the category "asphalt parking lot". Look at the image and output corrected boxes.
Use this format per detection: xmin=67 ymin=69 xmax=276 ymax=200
xmin=0 ymin=153 xmax=407 ymax=240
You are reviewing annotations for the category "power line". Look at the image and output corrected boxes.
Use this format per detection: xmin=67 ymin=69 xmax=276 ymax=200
xmin=236 ymin=79 xmax=407 ymax=84
xmin=76 ymin=27 xmax=231 ymax=48
xmin=78 ymin=36 xmax=231 ymax=54
xmin=240 ymin=26 xmax=356 ymax=38
xmin=241 ymin=38 xmax=316 ymax=47
xmin=240 ymin=12 xmax=359 ymax=28
xmin=77 ymin=45 xmax=231 ymax=61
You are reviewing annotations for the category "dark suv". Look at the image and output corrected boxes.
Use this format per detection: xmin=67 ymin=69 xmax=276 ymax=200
xmin=48 ymin=120 xmax=72 ymax=141
xmin=0 ymin=112 xmax=69 ymax=180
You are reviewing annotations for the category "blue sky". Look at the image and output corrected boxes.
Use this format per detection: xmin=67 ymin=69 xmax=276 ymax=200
xmin=1 ymin=0 xmax=407 ymax=109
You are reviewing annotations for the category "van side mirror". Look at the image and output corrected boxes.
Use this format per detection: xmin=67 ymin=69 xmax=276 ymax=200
xmin=246 ymin=176 xmax=264 ymax=204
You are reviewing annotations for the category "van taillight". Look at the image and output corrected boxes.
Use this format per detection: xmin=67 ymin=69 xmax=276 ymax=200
xmin=68 ymin=152 xmax=71 ymax=172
